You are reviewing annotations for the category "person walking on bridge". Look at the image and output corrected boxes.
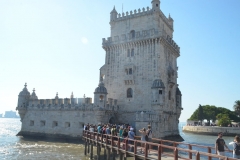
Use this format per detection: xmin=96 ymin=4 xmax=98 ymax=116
xmin=229 ymin=135 xmax=240 ymax=159
xmin=215 ymin=132 xmax=230 ymax=160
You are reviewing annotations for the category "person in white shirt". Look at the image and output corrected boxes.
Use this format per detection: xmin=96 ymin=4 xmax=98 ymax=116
xmin=89 ymin=125 xmax=94 ymax=132
xmin=229 ymin=135 xmax=240 ymax=159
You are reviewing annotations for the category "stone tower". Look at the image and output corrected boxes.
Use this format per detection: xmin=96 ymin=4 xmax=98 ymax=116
xmin=101 ymin=0 xmax=182 ymax=138
xmin=17 ymin=83 xmax=30 ymax=121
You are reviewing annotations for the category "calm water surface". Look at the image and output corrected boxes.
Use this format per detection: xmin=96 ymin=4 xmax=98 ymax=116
xmin=0 ymin=119 xmax=236 ymax=159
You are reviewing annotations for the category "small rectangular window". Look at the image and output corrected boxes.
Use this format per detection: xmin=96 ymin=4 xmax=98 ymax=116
xmin=65 ymin=122 xmax=70 ymax=128
xmin=79 ymin=122 xmax=84 ymax=128
xmin=40 ymin=120 xmax=46 ymax=126
xmin=52 ymin=121 xmax=58 ymax=127
xmin=131 ymin=49 xmax=134 ymax=56
xmin=156 ymin=4 xmax=158 ymax=7
xmin=30 ymin=120 xmax=34 ymax=126
xmin=129 ymin=68 xmax=132 ymax=74
xmin=159 ymin=90 xmax=162 ymax=94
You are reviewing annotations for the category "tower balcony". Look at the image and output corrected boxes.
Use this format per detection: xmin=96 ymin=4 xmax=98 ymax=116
xmin=124 ymin=75 xmax=135 ymax=85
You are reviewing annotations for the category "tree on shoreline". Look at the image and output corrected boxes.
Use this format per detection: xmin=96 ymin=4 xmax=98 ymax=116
xmin=188 ymin=105 xmax=240 ymax=125
xmin=233 ymin=100 xmax=240 ymax=117
xmin=197 ymin=104 xmax=203 ymax=125
xmin=216 ymin=113 xmax=231 ymax=127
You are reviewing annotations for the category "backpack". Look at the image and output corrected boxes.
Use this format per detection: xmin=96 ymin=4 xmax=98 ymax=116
xmin=145 ymin=134 xmax=149 ymax=141
xmin=145 ymin=130 xmax=152 ymax=142
xmin=234 ymin=143 xmax=240 ymax=155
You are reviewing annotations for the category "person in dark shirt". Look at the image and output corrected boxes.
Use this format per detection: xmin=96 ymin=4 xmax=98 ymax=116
xmin=215 ymin=132 xmax=230 ymax=160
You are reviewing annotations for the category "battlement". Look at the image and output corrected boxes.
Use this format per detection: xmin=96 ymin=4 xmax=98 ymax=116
xmin=111 ymin=7 xmax=173 ymax=30
xmin=114 ymin=6 xmax=152 ymax=21
xmin=17 ymin=97 xmax=119 ymax=111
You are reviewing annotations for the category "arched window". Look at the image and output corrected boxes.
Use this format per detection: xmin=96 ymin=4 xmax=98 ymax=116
xmin=131 ymin=48 xmax=134 ymax=56
xmin=127 ymin=88 xmax=133 ymax=98
xmin=168 ymin=91 xmax=171 ymax=100
xmin=129 ymin=68 xmax=132 ymax=75
xmin=99 ymin=95 xmax=104 ymax=101
xmin=130 ymin=30 xmax=135 ymax=39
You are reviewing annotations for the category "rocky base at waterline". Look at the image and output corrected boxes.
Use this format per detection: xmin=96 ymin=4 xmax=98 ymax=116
xmin=183 ymin=126 xmax=240 ymax=136
xmin=162 ymin=134 xmax=184 ymax=142
xmin=16 ymin=131 xmax=83 ymax=143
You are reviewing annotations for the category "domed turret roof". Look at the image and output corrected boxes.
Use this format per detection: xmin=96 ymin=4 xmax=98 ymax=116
xmin=176 ymin=87 xmax=182 ymax=96
xmin=152 ymin=79 xmax=165 ymax=88
xmin=94 ymin=81 xmax=107 ymax=94
xmin=19 ymin=83 xmax=30 ymax=96
xmin=110 ymin=6 xmax=117 ymax=14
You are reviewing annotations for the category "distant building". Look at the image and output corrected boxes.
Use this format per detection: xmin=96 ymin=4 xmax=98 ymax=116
xmin=4 ymin=111 xmax=18 ymax=118
xmin=0 ymin=113 xmax=2 ymax=118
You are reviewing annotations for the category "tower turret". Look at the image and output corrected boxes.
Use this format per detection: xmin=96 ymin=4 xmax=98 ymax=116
xmin=151 ymin=0 xmax=160 ymax=12
xmin=17 ymin=83 xmax=30 ymax=107
xmin=16 ymin=83 xmax=30 ymax=121
xmin=30 ymin=88 xmax=38 ymax=100
xmin=151 ymin=79 xmax=165 ymax=106
xmin=110 ymin=6 xmax=118 ymax=21
xmin=168 ymin=14 xmax=174 ymax=29
xmin=94 ymin=79 xmax=108 ymax=108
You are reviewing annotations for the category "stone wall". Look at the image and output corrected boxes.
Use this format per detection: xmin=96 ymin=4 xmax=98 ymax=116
xmin=183 ymin=126 xmax=240 ymax=136
xmin=19 ymin=110 xmax=95 ymax=138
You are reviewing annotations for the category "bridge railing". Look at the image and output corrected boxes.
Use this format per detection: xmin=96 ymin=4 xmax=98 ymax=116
xmin=83 ymin=130 xmax=238 ymax=160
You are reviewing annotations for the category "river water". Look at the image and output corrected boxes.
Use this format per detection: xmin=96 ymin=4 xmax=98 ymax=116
xmin=0 ymin=118 xmax=236 ymax=159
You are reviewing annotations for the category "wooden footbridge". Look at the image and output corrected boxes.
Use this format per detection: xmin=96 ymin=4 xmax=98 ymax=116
xmin=83 ymin=130 xmax=237 ymax=160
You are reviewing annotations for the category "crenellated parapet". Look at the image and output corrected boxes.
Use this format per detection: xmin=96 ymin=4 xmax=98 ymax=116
xmin=24 ymin=96 xmax=119 ymax=112
xmin=111 ymin=7 xmax=173 ymax=30
xmin=113 ymin=7 xmax=152 ymax=22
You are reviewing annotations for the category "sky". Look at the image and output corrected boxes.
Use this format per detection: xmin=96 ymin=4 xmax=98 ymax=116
xmin=0 ymin=0 xmax=240 ymax=122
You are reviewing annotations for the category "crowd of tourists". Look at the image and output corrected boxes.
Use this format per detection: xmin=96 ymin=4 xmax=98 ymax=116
xmin=83 ymin=123 xmax=153 ymax=151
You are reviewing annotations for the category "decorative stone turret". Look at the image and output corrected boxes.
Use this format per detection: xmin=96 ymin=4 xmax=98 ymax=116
xmin=151 ymin=79 xmax=165 ymax=106
xmin=94 ymin=79 xmax=108 ymax=108
xmin=70 ymin=92 xmax=77 ymax=105
xmin=176 ymin=87 xmax=182 ymax=112
xmin=17 ymin=83 xmax=30 ymax=121
xmin=152 ymin=0 xmax=160 ymax=12
xmin=30 ymin=88 xmax=38 ymax=100
xmin=110 ymin=6 xmax=118 ymax=22
xmin=168 ymin=14 xmax=174 ymax=29
xmin=17 ymin=83 xmax=30 ymax=108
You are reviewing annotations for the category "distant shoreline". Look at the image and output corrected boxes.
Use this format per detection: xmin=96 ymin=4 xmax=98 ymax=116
xmin=182 ymin=126 xmax=240 ymax=136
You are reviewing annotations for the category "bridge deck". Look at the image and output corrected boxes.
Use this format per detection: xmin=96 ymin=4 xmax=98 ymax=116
xmin=83 ymin=131 xmax=237 ymax=160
